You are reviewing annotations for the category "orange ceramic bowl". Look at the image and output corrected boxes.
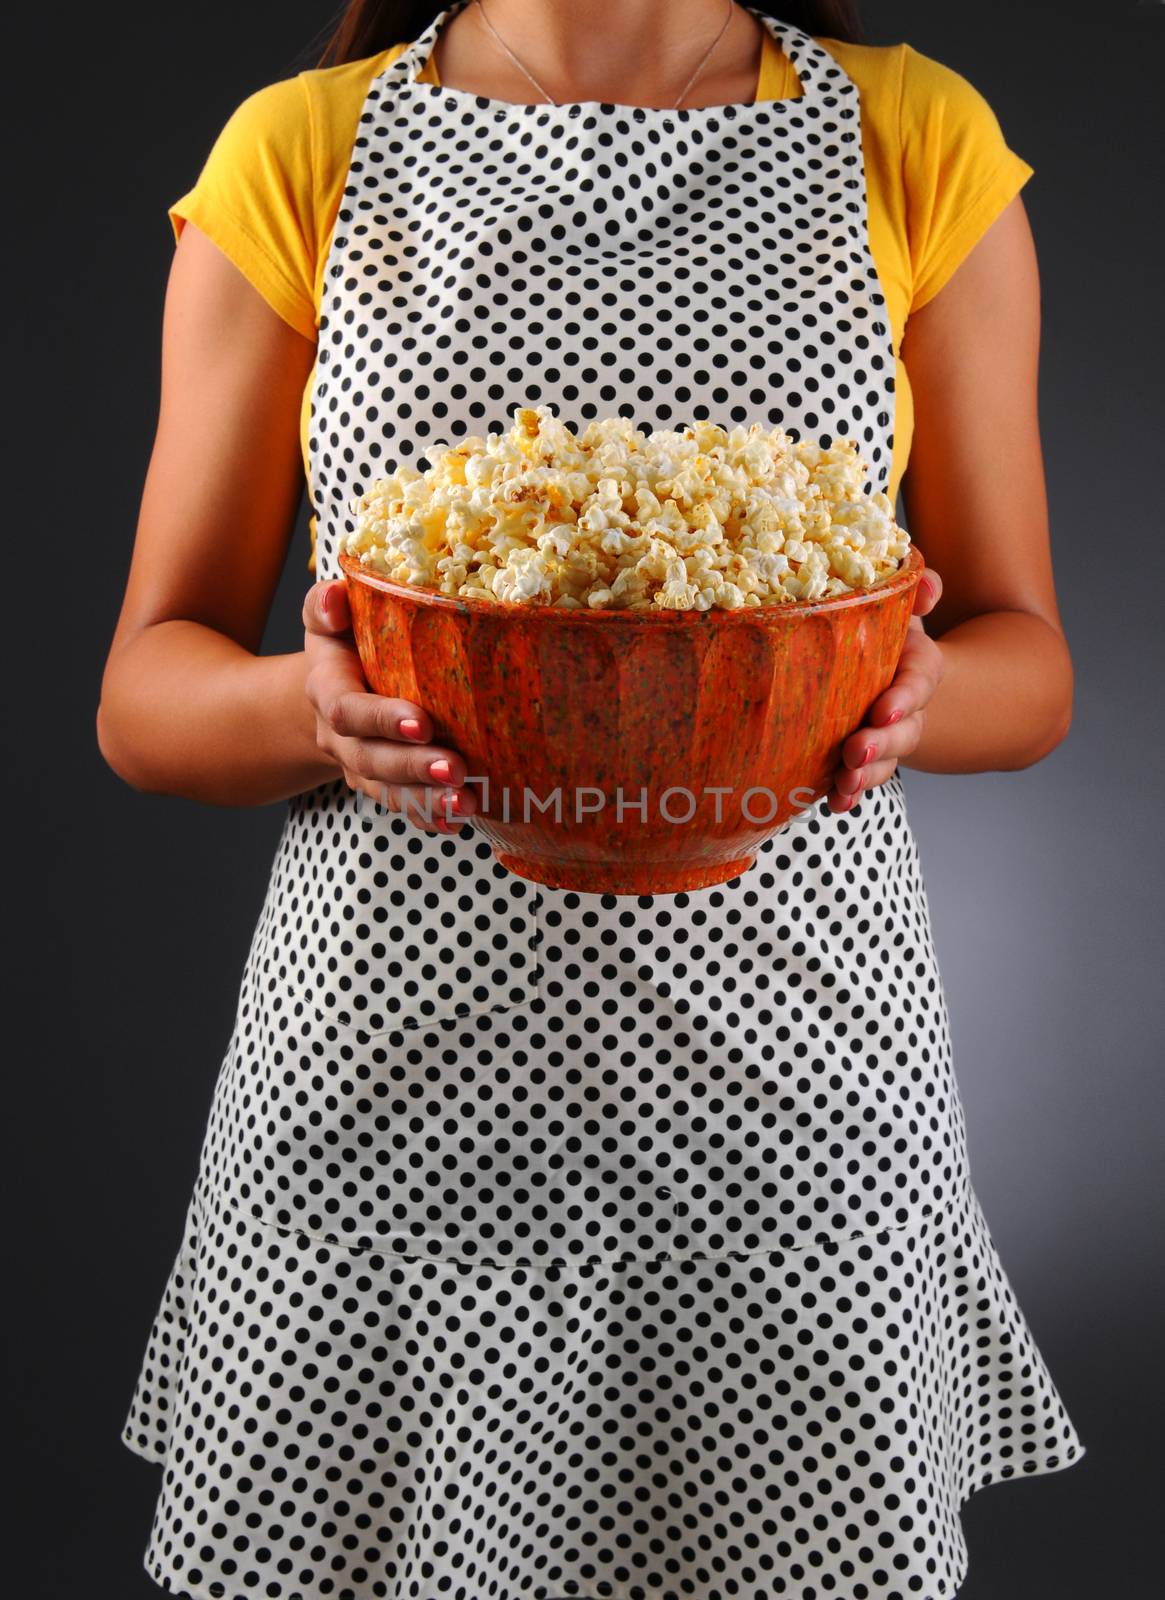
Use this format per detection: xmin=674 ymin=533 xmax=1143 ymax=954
xmin=340 ymin=544 xmax=925 ymax=894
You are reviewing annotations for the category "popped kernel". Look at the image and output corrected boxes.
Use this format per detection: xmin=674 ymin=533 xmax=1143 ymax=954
xmin=342 ymin=403 xmax=911 ymax=611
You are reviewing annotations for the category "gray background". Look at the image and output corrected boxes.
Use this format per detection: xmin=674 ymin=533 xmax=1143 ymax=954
xmin=5 ymin=0 xmax=1162 ymax=1594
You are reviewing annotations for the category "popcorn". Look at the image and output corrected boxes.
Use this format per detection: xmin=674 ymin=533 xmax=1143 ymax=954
xmin=342 ymin=403 xmax=911 ymax=611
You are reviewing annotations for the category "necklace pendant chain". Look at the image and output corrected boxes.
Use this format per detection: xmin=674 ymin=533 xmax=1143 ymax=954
xmin=472 ymin=0 xmax=736 ymax=112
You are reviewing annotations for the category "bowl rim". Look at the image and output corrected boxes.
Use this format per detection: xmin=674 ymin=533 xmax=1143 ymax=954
xmin=337 ymin=541 xmax=923 ymax=622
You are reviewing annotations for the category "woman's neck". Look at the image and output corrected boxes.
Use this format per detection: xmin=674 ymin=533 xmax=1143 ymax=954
xmin=431 ymin=0 xmax=766 ymax=108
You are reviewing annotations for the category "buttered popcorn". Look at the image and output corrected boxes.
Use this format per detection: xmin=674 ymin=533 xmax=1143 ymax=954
xmin=342 ymin=405 xmax=911 ymax=611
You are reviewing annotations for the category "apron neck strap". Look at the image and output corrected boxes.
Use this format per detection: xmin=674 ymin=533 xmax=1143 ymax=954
xmin=753 ymin=8 xmax=854 ymax=109
xmin=387 ymin=1 xmax=463 ymax=87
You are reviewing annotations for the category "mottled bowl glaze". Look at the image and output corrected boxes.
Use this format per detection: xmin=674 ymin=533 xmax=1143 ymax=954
xmin=340 ymin=544 xmax=925 ymax=894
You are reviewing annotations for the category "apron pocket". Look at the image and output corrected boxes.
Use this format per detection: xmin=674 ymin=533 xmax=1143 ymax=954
xmin=232 ymin=994 xmax=684 ymax=1265
xmin=261 ymin=791 xmax=541 ymax=1035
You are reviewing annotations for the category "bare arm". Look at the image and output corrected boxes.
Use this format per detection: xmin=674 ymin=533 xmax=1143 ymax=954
xmin=899 ymin=190 xmax=1072 ymax=770
xmin=96 ymin=221 xmax=335 ymax=804
xmin=96 ymin=222 xmax=473 ymax=820
xmin=829 ymin=194 xmax=1074 ymax=809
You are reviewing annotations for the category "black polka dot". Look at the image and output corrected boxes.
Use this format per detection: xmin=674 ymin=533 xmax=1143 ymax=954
xmin=122 ymin=6 xmax=1085 ymax=1597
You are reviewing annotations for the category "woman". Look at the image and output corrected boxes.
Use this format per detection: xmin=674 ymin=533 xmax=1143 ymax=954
xmin=102 ymin=3 xmax=1086 ymax=1596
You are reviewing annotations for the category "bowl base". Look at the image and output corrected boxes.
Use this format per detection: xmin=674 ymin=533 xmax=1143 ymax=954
xmin=494 ymin=850 xmax=758 ymax=895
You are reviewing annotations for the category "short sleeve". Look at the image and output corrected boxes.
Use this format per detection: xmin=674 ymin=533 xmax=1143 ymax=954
xmin=899 ymin=44 xmax=1034 ymax=314
xmin=168 ymin=76 xmax=319 ymax=343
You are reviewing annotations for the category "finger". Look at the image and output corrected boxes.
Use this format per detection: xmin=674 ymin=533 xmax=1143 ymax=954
xmin=337 ymin=736 xmax=468 ymax=790
xmin=826 ymin=763 xmax=877 ymax=812
xmin=323 ymin=692 xmax=433 ymax=745
xmin=841 ymin=731 xmax=879 ymax=772
xmin=859 ymin=622 xmax=940 ymax=732
xmin=866 ymin=664 xmax=939 ymax=730
xmin=828 ymin=752 xmax=900 ymax=808
xmin=833 ymin=762 xmax=865 ymax=797
xmin=912 ymin=566 xmax=943 ymax=616
xmin=858 ymin=757 xmax=899 ymax=791
xmin=344 ymin=775 xmax=475 ymax=833
xmin=303 ymin=578 xmax=352 ymax=636
xmin=840 ymin=713 xmax=922 ymax=770
xmin=399 ymin=781 xmax=477 ymax=833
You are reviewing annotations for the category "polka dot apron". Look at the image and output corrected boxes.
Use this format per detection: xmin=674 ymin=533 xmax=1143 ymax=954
xmin=122 ymin=6 xmax=1085 ymax=1596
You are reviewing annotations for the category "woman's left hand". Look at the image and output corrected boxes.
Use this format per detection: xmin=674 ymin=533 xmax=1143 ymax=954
xmin=826 ymin=565 xmax=946 ymax=813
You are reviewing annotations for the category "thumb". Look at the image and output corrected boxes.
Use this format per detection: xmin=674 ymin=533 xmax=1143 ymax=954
xmin=303 ymin=578 xmax=352 ymax=636
xmin=912 ymin=566 xmax=942 ymax=617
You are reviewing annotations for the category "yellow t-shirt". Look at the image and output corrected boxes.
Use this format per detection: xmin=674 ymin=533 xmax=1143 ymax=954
xmin=168 ymin=28 xmax=1033 ymax=571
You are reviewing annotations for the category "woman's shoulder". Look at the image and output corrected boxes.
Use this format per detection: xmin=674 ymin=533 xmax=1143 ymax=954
xmin=297 ymin=46 xmax=409 ymax=195
xmin=815 ymin=36 xmax=906 ymax=111
xmin=176 ymin=49 xmax=395 ymax=230
xmin=166 ymin=47 xmax=403 ymax=343
xmin=816 ymin=38 xmax=1033 ymax=315
xmin=297 ymin=46 xmax=409 ymax=124
xmin=296 ymin=44 xmax=407 ymax=103
xmin=818 ymin=35 xmax=1024 ymax=155
xmin=211 ymin=46 xmax=407 ymax=230
xmin=203 ymin=46 xmax=404 ymax=204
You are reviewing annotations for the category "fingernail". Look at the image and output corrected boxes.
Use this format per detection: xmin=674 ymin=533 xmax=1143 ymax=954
xmin=320 ymin=586 xmax=332 ymax=617
xmin=862 ymin=743 xmax=876 ymax=765
xmin=399 ymin=718 xmax=423 ymax=740
xmin=885 ymin=709 xmax=903 ymax=726
xmin=448 ymin=789 xmax=472 ymax=816
xmin=429 ymin=758 xmax=454 ymax=783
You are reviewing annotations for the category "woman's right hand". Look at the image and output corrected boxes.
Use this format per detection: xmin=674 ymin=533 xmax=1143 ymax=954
xmin=303 ymin=579 xmax=477 ymax=834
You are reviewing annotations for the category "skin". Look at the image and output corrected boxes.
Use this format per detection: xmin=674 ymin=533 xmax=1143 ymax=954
xmin=97 ymin=1 xmax=1072 ymax=829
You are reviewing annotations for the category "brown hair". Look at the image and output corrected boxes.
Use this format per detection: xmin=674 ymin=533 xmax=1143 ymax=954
xmin=311 ymin=1 xmax=865 ymax=71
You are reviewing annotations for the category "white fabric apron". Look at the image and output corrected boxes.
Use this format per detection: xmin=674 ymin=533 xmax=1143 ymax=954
xmin=122 ymin=8 xmax=1085 ymax=1597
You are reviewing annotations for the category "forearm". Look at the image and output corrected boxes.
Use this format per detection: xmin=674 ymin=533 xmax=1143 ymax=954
xmin=903 ymin=609 xmax=1073 ymax=774
xmin=97 ymin=620 xmax=341 ymax=806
